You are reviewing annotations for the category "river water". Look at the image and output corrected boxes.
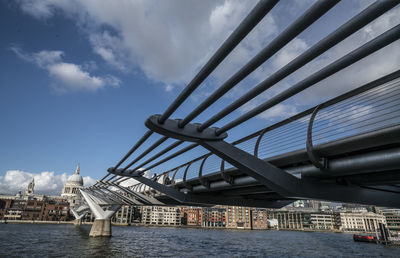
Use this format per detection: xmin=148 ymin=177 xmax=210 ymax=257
xmin=0 ymin=223 xmax=399 ymax=257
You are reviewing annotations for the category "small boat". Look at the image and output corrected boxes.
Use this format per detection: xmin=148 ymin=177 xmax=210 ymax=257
xmin=353 ymin=234 xmax=377 ymax=243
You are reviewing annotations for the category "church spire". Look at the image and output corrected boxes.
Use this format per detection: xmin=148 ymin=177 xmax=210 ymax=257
xmin=25 ymin=177 xmax=34 ymax=195
xmin=75 ymin=163 xmax=80 ymax=175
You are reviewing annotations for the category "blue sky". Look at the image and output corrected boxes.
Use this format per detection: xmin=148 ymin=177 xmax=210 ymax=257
xmin=0 ymin=0 xmax=399 ymax=194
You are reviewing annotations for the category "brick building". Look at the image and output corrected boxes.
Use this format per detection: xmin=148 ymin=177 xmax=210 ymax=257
xmin=41 ymin=200 xmax=69 ymax=221
xmin=181 ymin=207 xmax=202 ymax=226
xmin=226 ymin=206 xmax=251 ymax=229
xmin=0 ymin=198 xmax=69 ymax=221
xmin=252 ymin=208 xmax=268 ymax=229
xmin=21 ymin=199 xmax=45 ymax=220
xmin=202 ymin=207 xmax=226 ymax=228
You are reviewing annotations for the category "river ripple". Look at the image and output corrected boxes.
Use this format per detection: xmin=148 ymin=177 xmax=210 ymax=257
xmin=0 ymin=223 xmax=399 ymax=257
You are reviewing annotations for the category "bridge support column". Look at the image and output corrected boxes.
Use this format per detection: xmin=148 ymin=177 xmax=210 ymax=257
xmin=73 ymin=219 xmax=82 ymax=226
xmin=70 ymin=206 xmax=89 ymax=227
xmin=80 ymin=190 xmax=121 ymax=237
xmin=90 ymin=219 xmax=112 ymax=237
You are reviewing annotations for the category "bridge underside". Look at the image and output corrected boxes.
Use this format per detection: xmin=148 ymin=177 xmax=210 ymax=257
xmin=112 ymin=123 xmax=400 ymax=208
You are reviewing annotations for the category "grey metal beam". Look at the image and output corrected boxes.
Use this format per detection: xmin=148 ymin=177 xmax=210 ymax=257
xmin=198 ymin=0 xmax=399 ymax=131
xmin=113 ymin=130 xmax=153 ymax=171
xmin=98 ymin=182 xmax=144 ymax=205
xmin=216 ymin=23 xmax=400 ymax=134
xmin=130 ymin=140 xmax=184 ymax=173
xmin=201 ymin=140 xmax=400 ymax=208
xmin=175 ymin=146 xmax=400 ymax=192
xmin=179 ymin=0 xmax=340 ymax=127
xmin=158 ymin=0 xmax=279 ymax=124
xmin=109 ymin=182 xmax=165 ymax=205
xmin=101 ymin=187 xmax=140 ymax=206
xmin=293 ymin=147 xmax=400 ymax=178
xmin=141 ymin=143 xmax=199 ymax=173
xmin=110 ymin=171 xmax=291 ymax=208
xmin=124 ymin=136 xmax=169 ymax=172
xmin=271 ymin=124 xmax=400 ymax=168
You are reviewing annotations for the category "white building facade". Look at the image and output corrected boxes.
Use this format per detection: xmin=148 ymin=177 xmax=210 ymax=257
xmin=340 ymin=212 xmax=386 ymax=232
xmin=141 ymin=206 xmax=181 ymax=225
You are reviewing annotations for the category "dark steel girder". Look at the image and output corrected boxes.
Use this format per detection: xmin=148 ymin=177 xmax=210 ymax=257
xmin=200 ymin=140 xmax=400 ymax=208
xmin=108 ymin=181 xmax=165 ymax=205
xmin=92 ymin=186 xmax=135 ymax=205
xmin=99 ymin=181 xmax=149 ymax=205
xmin=108 ymin=171 xmax=291 ymax=208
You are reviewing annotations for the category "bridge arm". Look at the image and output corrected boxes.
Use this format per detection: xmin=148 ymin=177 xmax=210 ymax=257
xmin=80 ymin=189 xmax=121 ymax=220
xmin=90 ymin=187 xmax=125 ymax=205
xmin=109 ymin=169 xmax=291 ymax=208
xmin=70 ymin=205 xmax=89 ymax=220
xmin=202 ymin=140 xmax=400 ymax=208
xmin=106 ymin=181 xmax=165 ymax=205
xmin=96 ymin=184 xmax=142 ymax=206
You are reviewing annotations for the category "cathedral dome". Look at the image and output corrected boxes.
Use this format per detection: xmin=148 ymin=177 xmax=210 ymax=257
xmin=66 ymin=164 xmax=83 ymax=186
xmin=67 ymin=174 xmax=83 ymax=186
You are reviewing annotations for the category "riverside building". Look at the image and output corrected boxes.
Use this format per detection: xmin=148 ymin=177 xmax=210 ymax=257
xmin=252 ymin=208 xmax=268 ymax=229
xmin=376 ymin=208 xmax=400 ymax=234
xmin=226 ymin=206 xmax=251 ymax=229
xmin=268 ymin=210 xmax=312 ymax=230
xmin=141 ymin=206 xmax=181 ymax=226
xmin=112 ymin=205 xmax=140 ymax=225
xmin=0 ymin=177 xmax=70 ymax=221
xmin=180 ymin=207 xmax=202 ymax=226
xmin=202 ymin=207 xmax=226 ymax=228
xmin=310 ymin=212 xmax=341 ymax=231
xmin=0 ymin=197 xmax=69 ymax=221
xmin=340 ymin=212 xmax=387 ymax=233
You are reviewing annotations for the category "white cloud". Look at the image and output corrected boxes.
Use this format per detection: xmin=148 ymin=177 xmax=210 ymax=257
xmin=89 ymin=31 xmax=128 ymax=71
xmin=13 ymin=0 xmax=277 ymax=90
xmin=11 ymin=47 xmax=121 ymax=93
xmin=0 ymin=170 xmax=96 ymax=195
xmin=164 ymin=84 xmax=174 ymax=92
xmin=239 ymin=4 xmax=400 ymax=122
xmin=14 ymin=1 xmax=400 ymax=110
xmin=291 ymin=5 xmax=400 ymax=106
xmin=82 ymin=176 xmax=96 ymax=186
xmin=271 ymin=38 xmax=308 ymax=70
xmin=242 ymin=96 xmax=298 ymax=121
xmin=16 ymin=0 xmax=60 ymax=19
xmin=259 ymin=104 xmax=298 ymax=120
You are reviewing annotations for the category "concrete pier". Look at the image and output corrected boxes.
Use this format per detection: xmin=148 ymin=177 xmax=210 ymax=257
xmin=73 ymin=219 xmax=82 ymax=226
xmin=89 ymin=219 xmax=112 ymax=237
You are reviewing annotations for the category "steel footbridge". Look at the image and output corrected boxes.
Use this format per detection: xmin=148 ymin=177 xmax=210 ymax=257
xmin=73 ymin=0 xmax=400 ymax=235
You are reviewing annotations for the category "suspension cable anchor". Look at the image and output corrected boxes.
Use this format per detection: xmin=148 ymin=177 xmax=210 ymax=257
xmin=145 ymin=114 xmax=228 ymax=142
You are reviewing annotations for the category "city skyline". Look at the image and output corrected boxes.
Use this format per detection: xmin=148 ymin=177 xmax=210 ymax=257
xmin=1 ymin=0 xmax=399 ymax=195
